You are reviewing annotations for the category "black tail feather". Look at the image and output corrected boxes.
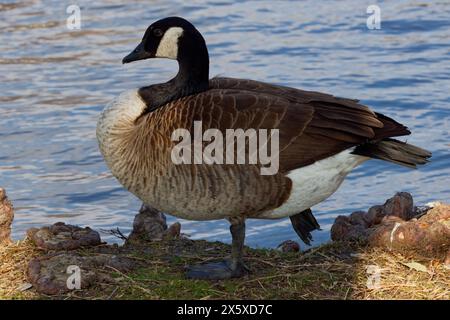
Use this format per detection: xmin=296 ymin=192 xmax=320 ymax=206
xmin=290 ymin=209 xmax=321 ymax=246
xmin=352 ymin=138 xmax=431 ymax=169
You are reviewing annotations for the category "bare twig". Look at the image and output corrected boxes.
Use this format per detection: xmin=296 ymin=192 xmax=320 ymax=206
xmin=100 ymin=227 xmax=128 ymax=241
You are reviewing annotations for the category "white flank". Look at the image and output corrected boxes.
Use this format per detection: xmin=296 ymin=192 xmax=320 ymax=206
xmin=258 ymin=148 xmax=369 ymax=219
xmin=155 ymin=27 xmax=184 ymax=59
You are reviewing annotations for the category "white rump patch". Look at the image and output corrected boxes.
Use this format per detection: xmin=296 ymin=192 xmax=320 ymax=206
xmin=258 ymin=148 xmax=369 ymax=219
xmin=156 ymin=27 xmax=184 ymax=59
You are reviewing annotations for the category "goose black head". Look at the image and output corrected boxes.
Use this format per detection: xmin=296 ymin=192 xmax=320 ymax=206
xmin=122 ymin=16 xmax=208 ymax=66
xmin=124 ymin=17 xmax=210 ymax=111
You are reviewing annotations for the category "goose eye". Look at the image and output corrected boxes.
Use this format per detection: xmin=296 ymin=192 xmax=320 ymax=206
xmin=153 ymin=29 xmax=163 ymax=37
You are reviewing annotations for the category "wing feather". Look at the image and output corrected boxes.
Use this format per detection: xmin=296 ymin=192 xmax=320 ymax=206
xmin=208 ymin=77 xmax=410 ymax=171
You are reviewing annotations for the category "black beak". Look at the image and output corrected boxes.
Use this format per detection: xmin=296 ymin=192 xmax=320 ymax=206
xmin=122 ymin=42 xmax=153 ymax=64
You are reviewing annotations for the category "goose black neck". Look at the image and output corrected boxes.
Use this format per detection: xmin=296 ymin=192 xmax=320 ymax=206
xmin=138 ymin=33 xmax=209 ymax=114
xmin=173 ymin=37 xmax=209 ymax=92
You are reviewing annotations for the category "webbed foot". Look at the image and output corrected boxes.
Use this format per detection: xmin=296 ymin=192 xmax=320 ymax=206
xmin=186 ymin=218 xmax=248 ymax=280
xmin=186 ymin=259 xmax=249 ymax=280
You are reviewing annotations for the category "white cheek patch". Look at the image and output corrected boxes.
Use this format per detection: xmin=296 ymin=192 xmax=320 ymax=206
xmin=155 ymin=27 xmax=184 ymax=59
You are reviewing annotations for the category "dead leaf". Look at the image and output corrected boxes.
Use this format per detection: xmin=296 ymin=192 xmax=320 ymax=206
xmin=17 ymin=283 xmax=33 ymax=291
xmin=402 ymin=261 xmax=429 ymax=273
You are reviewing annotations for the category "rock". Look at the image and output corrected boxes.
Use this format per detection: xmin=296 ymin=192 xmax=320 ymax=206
xmin=380 ymin=215 xmax=405 ymax=225
xmin=331 ymin=215 xmax=369 ymax=242
xmin=382 ymin=192 xmax=414 ymax=220
xmin=27 ymin=222 xmax=101 ymax=251
xmin=127 ymin=204 xmax=167 ymax=243
xmin=27 ymin=252 xmax=138 ymax=295
xmin=127 ymin=204 xmax=181 ymax=244
xmin=445 ymin=251 xmax=450 ymax=269
xmin=349 ymin=211 xmax=369 ymax=227
xmin=367 ymin=203 xmax=450 ymax=258
xmin=164 ymin=222 xmax=181 ymax=240
xmin=331 ymin=192 xmax=450 ymax=260
xmin=277 ymin=240 xmax=300 ymax=252
xmin=365 ymin=205 xmax=385 ymax=226
xmin=0 ymin=188 xmax=14 ymax=244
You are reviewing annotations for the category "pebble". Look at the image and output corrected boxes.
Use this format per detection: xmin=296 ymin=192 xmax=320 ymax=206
xmin=277 ymin=240 xmax=300 ymax=252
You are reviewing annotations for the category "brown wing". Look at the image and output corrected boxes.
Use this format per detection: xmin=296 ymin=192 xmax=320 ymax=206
xmin=137 ymin=89 xmax=305 ymax=216
xmin=209 ymin=77 xmax=410 ymax=172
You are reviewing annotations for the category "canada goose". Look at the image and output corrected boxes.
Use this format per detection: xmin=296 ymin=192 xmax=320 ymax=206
xmin=97 ymin=16 xmax=431 ymax=279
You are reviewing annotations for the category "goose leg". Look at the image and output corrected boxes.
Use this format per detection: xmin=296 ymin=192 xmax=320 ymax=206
xmin=186 ymin=218 xmax=248 ymax=279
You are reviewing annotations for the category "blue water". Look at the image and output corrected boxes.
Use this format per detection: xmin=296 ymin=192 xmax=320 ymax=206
xmin=1 ymin=0 xmax=449 ymax=249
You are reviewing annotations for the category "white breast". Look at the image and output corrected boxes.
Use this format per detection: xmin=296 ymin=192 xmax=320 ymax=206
xmin=258 ymin=148 xmax=368 ymax=219
xmin=96 ymin=89 xmax=146 ymax=164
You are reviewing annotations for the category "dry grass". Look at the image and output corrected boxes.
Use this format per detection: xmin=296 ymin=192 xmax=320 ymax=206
xmin=0 ymin=238 xmax=448 ymax=300
xmin=0 ymin=239 xmax=42 ymax=299
xmin=351 ymin=248 xmax=449 ymax=300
